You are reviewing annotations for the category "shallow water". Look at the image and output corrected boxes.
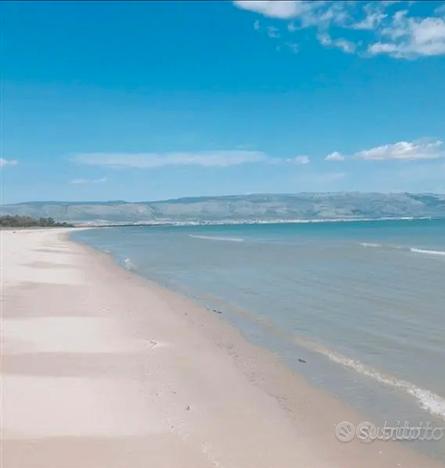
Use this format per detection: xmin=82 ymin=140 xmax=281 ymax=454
xmin=72 ymin=218 xmax=445 ymax=459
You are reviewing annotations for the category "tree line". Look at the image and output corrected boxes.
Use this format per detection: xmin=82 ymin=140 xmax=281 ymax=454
xmin=0 ymin=215 xmax=73 ymax=227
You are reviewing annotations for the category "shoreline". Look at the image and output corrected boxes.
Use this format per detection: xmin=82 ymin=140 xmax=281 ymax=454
xmin=2 ymin=228 xmax=442 ymax=467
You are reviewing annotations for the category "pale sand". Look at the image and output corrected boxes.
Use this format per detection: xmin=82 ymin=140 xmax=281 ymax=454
xmin=1 ymin=228 xmax=442 ymax=468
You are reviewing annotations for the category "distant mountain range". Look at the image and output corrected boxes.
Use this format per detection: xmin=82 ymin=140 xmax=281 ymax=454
xmin=1 ymin=193 xmax=445 ymax=225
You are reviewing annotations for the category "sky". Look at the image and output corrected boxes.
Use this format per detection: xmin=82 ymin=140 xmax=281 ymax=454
xmin=2 ymin=0 xmax=445 ymax=203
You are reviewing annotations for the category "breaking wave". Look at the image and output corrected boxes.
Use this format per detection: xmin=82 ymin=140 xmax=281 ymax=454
xmin=292 ymin=335 xmax=445 ymax=421
xmin=359 ymin=242 xmax=445 ymax=258
xmin=410 ymin=248 xmax=445 ymax=257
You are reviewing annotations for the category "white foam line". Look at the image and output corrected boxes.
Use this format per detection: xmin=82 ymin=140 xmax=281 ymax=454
xmin=292 ymin=336 xmax=445 ymax=420
xmin=410 ymin=248 xmax=445 ymax=257
xmin=189 ymin=235 xmax=244 ymax=243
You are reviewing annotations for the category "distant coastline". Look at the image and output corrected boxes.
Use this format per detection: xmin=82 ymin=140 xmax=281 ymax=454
xmin=72 ymin=215 xmax=438 ymax=228
xmin=2 ymin=192 xmax=444 ymax=226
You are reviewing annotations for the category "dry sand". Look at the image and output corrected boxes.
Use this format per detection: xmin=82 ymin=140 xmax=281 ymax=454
xmin=1 ymin=228 xmax=442 ymax=467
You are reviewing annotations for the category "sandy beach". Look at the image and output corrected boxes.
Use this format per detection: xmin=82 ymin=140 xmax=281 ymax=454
xmin=1 ymin=228 xmax=442 ymax=468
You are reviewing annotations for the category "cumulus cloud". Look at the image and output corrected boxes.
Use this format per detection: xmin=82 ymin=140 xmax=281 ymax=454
xmin=323 ymin=139 xmax=444 ymax=163
xmin=235 ymin=1 xmax=345 ymax=28
xmin=368 ymin=13 xmax=445 ymax=58
xmin=0 ymin=158 xmax=18 ymax=168
xmin=73 ymin=151 xmax=268 ymax=169
xmin=70 ymin=177 xmax=108 ymax=184
xmin=355 ymin=139 xmax=444 ymax=161
xmin=233 ymin=1 xmax=314 ymax=19
xmin=325 ymin=151 xmax=345 ymax=162
xmin=234 ymin=1 xmax=445 ymax=59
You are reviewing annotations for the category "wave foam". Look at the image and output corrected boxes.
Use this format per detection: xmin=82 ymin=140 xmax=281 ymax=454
xmin=292 ymin=336 xmax=445 ymax=420
xmin=189 ymin=234 xmax=244 ymax=243
xmin=410 ymin=248 xmax=445 ymax=257
xmin=359 ymin=243 xmax=445 ymax=258
xmin=123 ymin=257 xmax=136 ymax=270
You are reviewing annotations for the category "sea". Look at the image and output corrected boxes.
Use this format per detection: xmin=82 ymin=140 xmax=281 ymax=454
xmin=71 ymin=218 xmax=445 ymax=460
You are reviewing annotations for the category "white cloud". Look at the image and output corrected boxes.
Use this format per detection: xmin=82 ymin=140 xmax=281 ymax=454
xmin=369 ymin=13 xmax=445 ymax=58
xmin=73 ymin=150 xmax=316 ymax=170
xmin=335 ymin=38 xmax=356 ymax=54
xmin=73 ymin=151 xmax=268 ymax=169
xmin=325 ymin=151 xmax=345 ymax=162
xmin=234 ymin=1 xmax=445 ymax=59
xmin=0 ymin=158 xmax=18 ymax=168
xmin=234 ymin=1 xmax=349 ymax=26
xmin=309 ymin=2 xmax=352 ymax=28
xmin=318 ymin=33 xmax=356 ymax=53
xmin=353 ymin=13 xmax=385 ymax=30
xmin=317 ymin=32 xmax=331 ymax=47
xmin=352 ymin=3 xmax=387 ymax=30
xmin=70 ymin=177 xmax=108 ymax=185
xmin=368 ymin=41 xmax=400 ymax=55
xmin=233 ymin=1 xmax=314 ymax=19
xmin=355 ymin=139 xmax=444 ymax=161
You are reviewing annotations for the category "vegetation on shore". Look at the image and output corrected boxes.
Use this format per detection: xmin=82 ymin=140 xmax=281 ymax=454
xmin=0 ymin=215 xmax=73 ymax=228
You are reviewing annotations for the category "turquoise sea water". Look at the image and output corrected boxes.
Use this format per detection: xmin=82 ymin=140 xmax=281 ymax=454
xmin=72 ymin=218 xmax=445 ymax=458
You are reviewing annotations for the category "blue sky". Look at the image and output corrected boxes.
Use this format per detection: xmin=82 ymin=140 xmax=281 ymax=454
xmin=2 ymin=0 xmax=445 ymax=203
